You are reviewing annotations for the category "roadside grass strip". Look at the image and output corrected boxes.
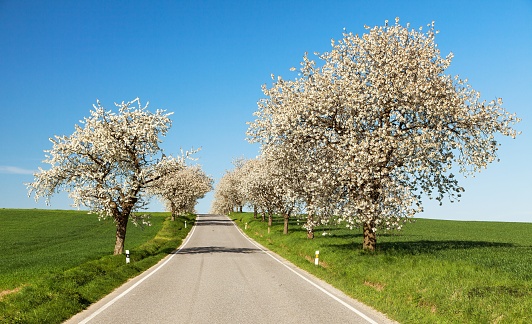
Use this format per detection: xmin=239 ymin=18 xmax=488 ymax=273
xmin=0 ymin=209 xmax=195 ymax=323
xmin=233 ymin=212 xmax=532 ymax=324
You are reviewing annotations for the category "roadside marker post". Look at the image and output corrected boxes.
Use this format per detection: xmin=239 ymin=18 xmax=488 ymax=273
xmin=185 ymin=221 xmax=187 ymax=228
xmin=315 ymin=250 xmax=319 ymax=266
xmin=126 ymin=250 xmax=130 ymax=264
xmin=245 ymin=223 xmax=248 ymax=230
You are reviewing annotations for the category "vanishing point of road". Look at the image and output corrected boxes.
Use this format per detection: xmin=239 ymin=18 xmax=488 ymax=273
xmin=66 ymin=214 xmax=396 ymax=324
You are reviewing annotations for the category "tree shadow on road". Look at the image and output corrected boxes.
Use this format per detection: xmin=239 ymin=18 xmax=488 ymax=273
xmin=174 ymin=246 xmax=261 ymax=255
xmin=194 ymin=219 xmax=235 ymax=226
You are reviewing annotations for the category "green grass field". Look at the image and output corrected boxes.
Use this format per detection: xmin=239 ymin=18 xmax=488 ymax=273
xmin=233 ymin=212 xmax=531 ymax=323
xmin=0 ymin=208 xmax=194 ymax=323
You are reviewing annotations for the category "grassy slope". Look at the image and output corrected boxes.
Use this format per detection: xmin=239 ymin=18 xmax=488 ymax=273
xmin=0 ymin=209 xmax=163 ymax=290
xmin=233 ymin=213 xmax=531 ymax=324
xmin=0 ymin=209 xmax=195 ymax=323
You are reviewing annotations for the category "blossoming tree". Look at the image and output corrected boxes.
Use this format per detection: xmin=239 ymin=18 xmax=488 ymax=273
xmin=248 ymin=18 xmax=520 ymax=251
xmin=150 ymin=164 xmax=213 ymax=220
xmin=27 ymin=98 xmax=190 ymax=255
xmin=240 ymin=155 xmax=302 ymax=234
xmin=211 ymin=159 xmax=247 ymax=214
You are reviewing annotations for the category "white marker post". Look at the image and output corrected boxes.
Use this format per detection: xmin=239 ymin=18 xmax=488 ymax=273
xmin=315 ymin=250 xmax=319 ymax=266
xmin=245 ymin=223 xmax=248 ymax=230
xmin=126 ymin=250 xmax=130 ymax=264
xmin=185 ymin=221 xmax=187 ymax=228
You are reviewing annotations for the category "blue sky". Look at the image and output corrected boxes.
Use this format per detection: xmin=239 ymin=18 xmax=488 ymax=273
xmin=1 ymin=0 xmax=530 ymax=222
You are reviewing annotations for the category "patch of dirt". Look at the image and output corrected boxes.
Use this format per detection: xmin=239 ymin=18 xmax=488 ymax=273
xmin=363 ymin=280 xmax=386 ymax=291
xmin=0 ymin=287 xmax=22 ymax=300
xmin=304 ymin=254 xmax=313 ymax=263
xmin=302 ymin=254 xmax=329 ymax=268
xmin=418 ymin=300 xmax=438 ymax=314
xmin=319 ymin=260 xmax=330 ymax=268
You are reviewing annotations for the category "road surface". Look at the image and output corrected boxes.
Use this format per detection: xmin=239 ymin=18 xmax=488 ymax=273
xmin=66 ymin=214 xmax=396 ymax=323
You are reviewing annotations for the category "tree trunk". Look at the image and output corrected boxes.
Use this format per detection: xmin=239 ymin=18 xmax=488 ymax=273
xmin=307 ymin=214 xmax=314 ymax=239
xmin=283 ymin=213 xmax=289 ymax=235
xmin=253 ymin=206 xmax=257 ymax=219
xmin=239 ymin=205 xmax=243 ymax=213
xmin=171 ymin=203 xmax=177 ymax=221
xmin=114 ymin=213 xmax=129 ymax=255
xmin=261 ymin=211 xmax=266 ymax=222
xmin=363 ymin=220 xmax=376 ymax=252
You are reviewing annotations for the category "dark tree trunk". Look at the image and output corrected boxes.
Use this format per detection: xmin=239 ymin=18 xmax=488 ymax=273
xmin=261 ymin=211 xmax=266 ymax=222
xmin=239 ymin=205 xmax=243 ymax=213
xmin=306 ymin=214 xmax=314 ymax=239
xmin=171 ymin=202 xmax=177 ymax=221
xmin=363 ymin=220 xmax=376 ymax=252
xmin=283 ymin=213 xmax=289 ymax=235
xmin=253 ymin=206 xmax=257 ymax=219
xmin=112 ymin=196 xmax=136 ymax=255
xmin=362 ymin=186 xmax=381 ymax=252
xmin=114 ymin=212 xmax=129 ymax=255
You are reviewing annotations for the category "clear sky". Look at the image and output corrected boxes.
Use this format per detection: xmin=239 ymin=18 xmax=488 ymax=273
xmin=1 ymin=0 xmax=530 ymax=222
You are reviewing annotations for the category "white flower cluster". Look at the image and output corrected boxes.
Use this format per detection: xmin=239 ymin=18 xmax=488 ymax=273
xmin=243 ymin=18 xmax=520 ymax=249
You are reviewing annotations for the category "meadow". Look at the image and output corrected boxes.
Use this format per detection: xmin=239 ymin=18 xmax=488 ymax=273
xmin=0 ymin=209 xmax=195 ymax=323
xmin=233 ymin=212 xmax=531 ymax=324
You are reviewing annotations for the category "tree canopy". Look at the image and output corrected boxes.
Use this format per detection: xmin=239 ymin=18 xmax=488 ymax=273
xmin=246 ymin=18 xmax=520 ymax=250
xmin=27 ymin=98 xmax=204 ymax=254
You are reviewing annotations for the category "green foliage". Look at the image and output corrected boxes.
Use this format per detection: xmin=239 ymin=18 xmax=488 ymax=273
xmin=233 ymin=212 xmax=532 ymax=323
xmin=0 ymin=209 xmax=195 ymax=323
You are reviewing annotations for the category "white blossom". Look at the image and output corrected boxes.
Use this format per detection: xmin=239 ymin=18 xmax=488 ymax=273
xmin=149 ymin=163 xmax=213 ymax=220
xmin=247 ymin=19 xmax=520 ymax=250
xmin=26 ymin=98 xmax=196 ymax=255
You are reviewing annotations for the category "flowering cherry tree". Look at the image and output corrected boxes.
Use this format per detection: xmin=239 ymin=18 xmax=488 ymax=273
xmin=248 ymin=18 xmax=520 ymax=251
xmin=211 ymin=159 xmax=248 ymax=214
xmin=150 ymin=164 xmax=213 ymax=220
xmin=239 ymin=158 xmax=277 ymax=224
xmin=239 ymin=156 xmax=302 ymax=234
xmin=27 ymin=98 xmax=189 ymax=255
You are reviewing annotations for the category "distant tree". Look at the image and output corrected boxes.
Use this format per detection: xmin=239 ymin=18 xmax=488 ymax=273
xmin=211 ymin=159 xmax=247 ymax=215
xmin=27 ymin=98 xmax=190 ymax=255
xmin=239 ymin=158 xmax=276 ymax=225
xmin=248 ymin=18 xmax=520 ymax=251
xmin=150 ymin=164 xmax=213 ymax=220
xmin=239 ymin=156 xmax=300 ymax=233
xmin=258 ymin=140 xmax=340 ymax=238
xmin=210 ymin=170 xmax=237 ymax=215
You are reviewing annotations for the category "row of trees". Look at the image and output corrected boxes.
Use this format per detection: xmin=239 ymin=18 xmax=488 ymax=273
xmin=27 ymin=99 xmax=212 ymax=255
xmin=212 ymin=18 xmax=520 ymax=251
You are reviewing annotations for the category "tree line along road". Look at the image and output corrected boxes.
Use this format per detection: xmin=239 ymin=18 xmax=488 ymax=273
xmin=65 ymin=214 xmax=396 ymax=324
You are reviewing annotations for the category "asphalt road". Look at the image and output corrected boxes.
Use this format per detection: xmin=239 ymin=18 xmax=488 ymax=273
xmin=66 ymin=214 xmax=396 ymax=324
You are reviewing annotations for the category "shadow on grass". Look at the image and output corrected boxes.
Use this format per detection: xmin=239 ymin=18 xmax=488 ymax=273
xmin=329 ymin=240 xmax=516 ymax=254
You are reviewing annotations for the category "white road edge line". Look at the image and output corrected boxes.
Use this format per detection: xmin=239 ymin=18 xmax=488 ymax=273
xmin=78 ymin=221 xmax=199 ymax=324
xmin=231 ymin=217 xmax=379 ymax=324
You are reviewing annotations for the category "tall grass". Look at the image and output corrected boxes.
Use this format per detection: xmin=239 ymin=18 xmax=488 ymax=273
xmin=0 ymin=209 xmax=195 ymax=323
xmin=233 ymin=212 xmax=531 ymax=323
